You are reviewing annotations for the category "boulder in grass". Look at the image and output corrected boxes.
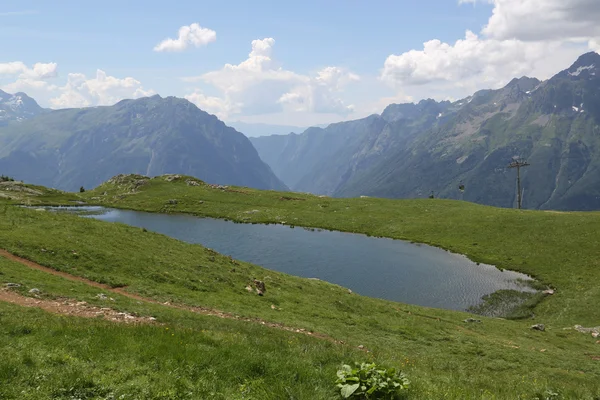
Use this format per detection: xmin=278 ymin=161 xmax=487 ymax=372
xmin=531 ymin=324 xmax=545 ymax=331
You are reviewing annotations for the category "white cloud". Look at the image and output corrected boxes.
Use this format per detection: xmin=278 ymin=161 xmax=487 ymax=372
xmin=0 ymin=61 xmax=59 ymax=100
xmin=22 ymin=62 xmax=58 ymax=80
xmin=0 ymin=61 xmax=57 ymax=79
xmin=50 ymin=69 xmax=154 ymax=108
xmin=1 ymin=63 xmax=154 ymax=109
xmin=480 ymin=0 xmax=600 ymax=42
xmin=0 ymin=61 xmax=28 ymax=75
xmin=379 ymin=0 xmax=598 ymax=101
xmin=277 ymin=85 xmax=354 ymax=115
xmin=153 ymin=23 xmax=216 ymax=52
xmin=381 ymin=30 xmax=551 ymax=88
xmin=278 ymin=66 xmax=359 ymax=115
xmin=184 ymin=38 xmax=359 ymax=119
xmin=315 ymin=67 xmax=360 ymax=90
xmin=184 ymin=92 xmax=237 ymax=120
xmin=200 ymin=38 xmax=299 ymax=96
xmin=2 ymin=78 xmax=57 ymax=93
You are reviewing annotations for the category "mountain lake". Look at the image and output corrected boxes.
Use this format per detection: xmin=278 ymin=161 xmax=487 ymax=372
xmin=45 ymin=206 xmax=535 ymax=311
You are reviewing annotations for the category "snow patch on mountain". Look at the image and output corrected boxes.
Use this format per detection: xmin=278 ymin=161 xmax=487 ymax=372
xmin=569 ymin=65 xmax=595 ymax=77
xmin=5 ymin=95 xmax=24 ymax=111
xmin=0 ymin=91 xmax=45 ymax=124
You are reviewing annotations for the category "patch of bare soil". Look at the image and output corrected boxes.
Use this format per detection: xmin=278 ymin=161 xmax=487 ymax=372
xmin=0 ymin=289 xmax=154 ymax=324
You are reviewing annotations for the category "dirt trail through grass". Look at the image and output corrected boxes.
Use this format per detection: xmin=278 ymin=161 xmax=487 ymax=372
xmin=0 ymin=289 xmax=155 ymax=324
xmin=0 ymin=249 xmax=341 ymax=345
xmin=0 ymin=249 xmax=118 ymax=290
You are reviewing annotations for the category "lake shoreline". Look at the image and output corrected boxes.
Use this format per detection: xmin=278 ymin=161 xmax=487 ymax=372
xmin=36 ymin=204 xmax=542 ymax=317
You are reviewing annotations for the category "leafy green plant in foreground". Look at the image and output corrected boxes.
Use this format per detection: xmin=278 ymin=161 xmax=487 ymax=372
xmin=336 ymin=362 xmax=410 ymax=399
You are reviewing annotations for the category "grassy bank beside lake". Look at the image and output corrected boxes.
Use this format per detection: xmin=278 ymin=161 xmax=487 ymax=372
xmin=1 ymin=177 xmax=600 ymax=398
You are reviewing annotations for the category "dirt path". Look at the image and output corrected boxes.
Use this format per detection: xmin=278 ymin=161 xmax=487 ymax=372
xmin=0 ymin=289 xmax=154 ymax=324
xmin=0 ymin=249 xmax=118 ymax=290
xmin=0 ymin=249 xmax=342 ymax=345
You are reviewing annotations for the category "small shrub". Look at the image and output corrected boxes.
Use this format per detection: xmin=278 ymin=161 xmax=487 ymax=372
xmin=79 ymin=186 xmax=86 ymax=193
xmin=0 ymin=175 xmax=14 ymax=182
xmin=336 ymin=362 xmax=409 ymax=399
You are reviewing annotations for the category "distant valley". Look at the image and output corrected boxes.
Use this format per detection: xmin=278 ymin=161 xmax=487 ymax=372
xmin=227 ymin=121 xmax=328 ymax=138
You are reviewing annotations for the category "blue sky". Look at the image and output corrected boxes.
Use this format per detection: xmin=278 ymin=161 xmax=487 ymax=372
xmin=1 ymin=0 xmax=598 ymax=125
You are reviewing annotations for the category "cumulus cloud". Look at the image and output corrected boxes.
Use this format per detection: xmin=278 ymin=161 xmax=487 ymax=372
xmin=381 ymin=30 xmax=551 ymax=89
xmin=50 ymin=69 xmax=154 ymax=108
xmin=2 ymin=78 xmax=57 ymax=94
xmin=22 ymin=62 xmax=58 ymax=80
xmin=0 ymin=61 xmax=59 ymax=99
xmin=184 ymin=38 xmax=359 ymax=119
xmin=315 ymin=67 xmax=360 ymax=90
xmin=481 ymin=0 xmax=600 ymax=42
xmin=0 ymin=61 xmax=57 ymax=79
xmin=278 ymin=66 xmax=359 ymax=115
xmin=1 ymin=62 xmax=155 ymax=109
xmin=184 ymin=92 xmax=237 ymax=120
xmin=379 ymin=0 xmax=599 ymax=100
xmin=153 ymin=23 xmax=216 ymax=52
xmin=200 ymin=38 xmax=298 ymax=94
xmin=0 ymin=61 xmax=28 ymax=75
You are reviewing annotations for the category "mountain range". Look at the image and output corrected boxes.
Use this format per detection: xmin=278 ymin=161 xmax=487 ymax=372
xmin=251 ymin=52 xmax=600 ymax=210
xmin=1 ymin=52 xmax=599 ymax=210
xmin=0 ymin=94 xmax=286 ymax=191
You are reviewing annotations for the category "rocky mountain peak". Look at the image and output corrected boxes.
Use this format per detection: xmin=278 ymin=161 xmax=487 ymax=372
xmin=559 ymin=51 xmax=600 ymax=80
xmin=504 ymin=77 xmax=541 ymax=92
xmin=0 ymin=90 xmax=45 ymax=125
xmin=381 ymin=99 xmax=446 ymax=122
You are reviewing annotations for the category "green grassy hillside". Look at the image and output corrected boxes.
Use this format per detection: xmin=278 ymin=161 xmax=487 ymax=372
xmin=0 ymin=255 xmax=354 ymax=399
xmin=1 ymin=177 xmax=600 ymax=398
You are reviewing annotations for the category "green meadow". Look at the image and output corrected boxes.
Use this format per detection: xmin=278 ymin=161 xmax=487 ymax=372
xmin=0 ymin=176 xmax=599 ymax=399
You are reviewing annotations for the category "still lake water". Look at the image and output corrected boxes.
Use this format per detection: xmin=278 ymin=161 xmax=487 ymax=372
xmin=63 ymin=206 xmax=532 ymax=311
